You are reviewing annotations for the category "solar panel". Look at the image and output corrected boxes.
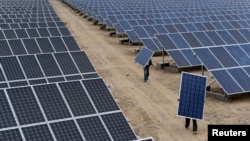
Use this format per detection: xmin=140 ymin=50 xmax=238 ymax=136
xmin=3 ymin=29 xmax=17 ymax=39
xmin=48 ymin=27 xmax=61 ymax=36
xmin=177 ymin=72 xmax=207 ymax=120
xmin=22 ymin=124 xmax=54 ymax=141
xmin=62 ymin=36 xmax=80 ymax=51
xmin=0 ymin=56 xmax=25 ymax=81
xmin=134 ymin=47 xmax=154 ymax=68
xmin=34 ymin=83 xmax=71 ymax=120
xmin=77 ymin=116 xmax=111 ymax=140
xmin=36 ymin=37 xmax=55 ymax=53
xmin=101 ymin=112 xmax=137 ymax=141
xmin=0 ymin=40 xmax=12 ymax=56
xmin=59 ymin=81 xmax=96 ymax=116
xmin=82 ymin=78 xmax=120 ymax=113
xmin=70 ymin=51 xmax=96 ymax=73
xmin=1 ymin=129 xmax=23 ymax=141
xmin=49 ymin=37 xmax=68 ymax=52
xmin=7 ymin=87 xmax=45 ymax=125
xmin=22 ymin=38 xmax=41 ymax=54
xmin=36 ymin=53 xmax=62 ymax=77
xmin=37 ymin=28 xmax=50 ymax=37
xmin=54 ymin=52 xmax=79 ymax=75
xmin=26 ymin=28 xmax=40 ymax=38
xmin=8 ymin=39 xmax=27 ymax=55
xmin=18 ymin=55 xmax=44 ymax=79
xmin=15 ymin=29 xmax=29 ymax=38
xmin=51 ymin=120 xmax=83 ymax=141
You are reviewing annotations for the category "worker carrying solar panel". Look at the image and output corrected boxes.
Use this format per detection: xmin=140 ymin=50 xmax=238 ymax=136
xmin=144 ymin=59 xmax=153 ymax=82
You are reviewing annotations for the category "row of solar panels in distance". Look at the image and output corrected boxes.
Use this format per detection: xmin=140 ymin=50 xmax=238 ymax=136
xmin=63 ymin=0 xmax=250 ymax=8
xmin=157 ymin=29 xmax=250 ymax=49
xmin=0 ymin=13 xmax=59 ymax=18
xmin=0 ymin=27 xmax=71 ymax=39
xmin=0 ymin=51 xmax=96 ymax=88
xmin=95 ymin=9 xmax=250 ymax=20
xmin=0 ymin=9 xmax=56 ymax=14
xmin=88 ymin=8 xmax=250 ymax=18
xmin=0 ymin=17 xmax=61 ymax=23
xmin=1 ymin=79 xmax=137 ymax=141
xmin=0 ymin=36 xmax=80 ymax=56
xmin=0 ymin=22 xmax=66 ymax=29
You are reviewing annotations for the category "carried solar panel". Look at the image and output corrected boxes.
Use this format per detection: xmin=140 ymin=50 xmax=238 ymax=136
xmin=177 ymin=72 xmax=207 ymax=120
xmin=134 ymin=47 xmax=154 ymax=68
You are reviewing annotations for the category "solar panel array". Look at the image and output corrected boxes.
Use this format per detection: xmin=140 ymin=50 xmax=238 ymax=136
xmin=177 ymin=72 xmax=207 ymax=120
xmin=1 ymin=0 xmax=139 ymax=140
xmin=63 ymin=0 xmax=250 ymax=95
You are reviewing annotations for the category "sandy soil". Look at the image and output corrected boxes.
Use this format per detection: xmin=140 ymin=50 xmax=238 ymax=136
xmin=50 ymin=0 xmax=250 ymax=140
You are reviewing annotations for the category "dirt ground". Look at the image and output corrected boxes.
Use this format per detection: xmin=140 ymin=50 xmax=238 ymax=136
xmin=50 ymin=0 xmax=250 ymax=140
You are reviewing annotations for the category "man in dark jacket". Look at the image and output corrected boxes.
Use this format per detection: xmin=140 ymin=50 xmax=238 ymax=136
xmin=144 ymin=59 xmax=153 ymax=82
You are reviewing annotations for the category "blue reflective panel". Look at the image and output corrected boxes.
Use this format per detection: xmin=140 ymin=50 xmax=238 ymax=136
xmin=155 ymin=34 xmax=177 ymax=50
xmin=154 ymin=25 xmax=168 ymax=34
xmin=82 ymin=78 xmax=120 ymax=113
xmin=22 ymin=124 xmax=54 ymax=141
xmin=141 ymin=38 xmax=160 ymax=52
xmin=203 ymin=22 xmax=216 ymax=30
xmin=101 ymin=112 xmax=137 ymax=141
xmin=50 ymin=120 xmax=83 ymax=141
xmin=209 ymin=47 xmax=239 ymax=67
xmin=216 ymin=30 xmax=237 ymax=44
xmin=165 ymin=24 xmax=178 ymax=33
xmin=181 ymin=49 xmax=201 ymax=66
xmin=15 ymin=29 xmax=29 ymax=38
xmin=143 ymin=25 xmax=158 ymax=37
xmin=0 ymin=56 xmax=25 ymax=81
xmin=178 ymin=72 xmax=206 ymax=119
xmin=193 ymin=23 xmax=206 ymax=31
xmin=70 ymin=51 xmax=95 ymax=73
xmin=183 ymin=23 xmax=198 ymax=32
xmin=211 ymin=22 xmax=225 ymax=30
xmin=240 ymin=44 xmax=250 ymax=56
xmin=50 ymin=37 xmax=68 ymax=52
xmin=193 ymin=32 xmax=214 ymax=47
xmin=174 ymin=24 xmax=187 ymax=32
xmin=181 ymin=33 xmax=202 ymax=48
xmin=193 ymin=48 xmax=223 ymax=70
xmin=18 ymin=55 xmax=44 ymax=79
xmin=134 ymin=47 xmax=153 ymax=67
xmin=119 ymin=20 xmax=132 ymax=31
xmin=77 ymin=116 xmax=111 ymax=141
xmin=220 ymin=21 xmax=234 ymax=29
xmin=36 ymin=38 xmax=55 ymax=53
xmin=34 ymin=84 xmax=71 ymax=120
xmin=137 ymin=19 xmax=147 ymax=26
xmin=227 ymin=68 xmax=250 ymax=91
xmin=167 ymin=50 xmax=191 ymax=67
xmin=154 ymin=18 xmax=164 ymax=24
xmin=54 ymin=52 xmax=79 ymax=75
xmin=0 ymin=40 xmax=12 ymax=56
xmin=22 ymin=39 xmax=41 ymax=54
xmin=229 ymin=21 xmax=241 ymax=29
xmin=237 ymin=21 xmax=250 ymax=28
xmin=37 ymin=54 xmax=62 ymax=77
xmin=238 ymin=29 xmax=250 ymax=42
xmin=59 ymin=81 xmax=96 ymax=116
xmin=210 ymin=70 xmax=243 ymax=95
xmin=126 ymin=30 xmax=139 ymax=43
xmin=205 ymin=31 xmax=226 ymax=45
xmin=1 ymin=129 xmax=23 ymax=141
xmin=62 ymin=36 xmax=80 ymax=51
xmin=0 ymin=90 xmax=17 ymax=128
xmin=7 ymin=87 xmax=45 ymax=125
xmin=169 ymin=33 xmax=190 ymax=49
xmin=8 ymin=39 xmax=27 ymax=55
xmin=133 ymin=26 xmax=149 ymax=38
xmin=37 ymin=28 xmax=51 ymax=37
xmin=228 ymin=30 xmax=248 ymax=44
xmin=225 ymin=45 xmax=250 ymax=66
